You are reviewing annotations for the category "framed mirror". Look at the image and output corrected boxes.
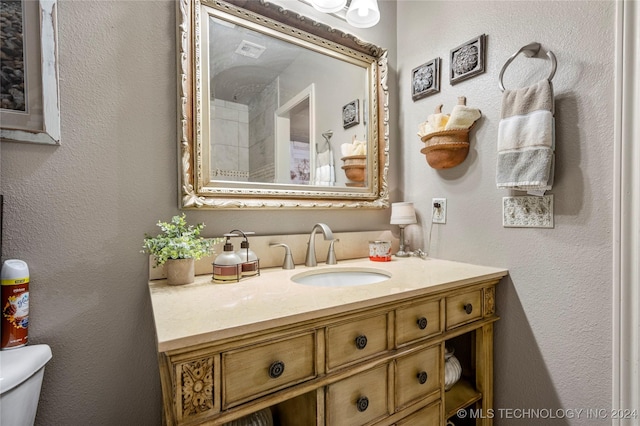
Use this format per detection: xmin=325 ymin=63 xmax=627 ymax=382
xmin=178 ymin=0 xmax=389 ymax=209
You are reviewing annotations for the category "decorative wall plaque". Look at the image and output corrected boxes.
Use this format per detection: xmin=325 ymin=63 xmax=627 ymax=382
xmin=450 ymin=34 xmax=486 ymax=85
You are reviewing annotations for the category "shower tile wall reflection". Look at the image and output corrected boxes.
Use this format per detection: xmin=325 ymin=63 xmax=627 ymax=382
xmin=211 ymin=99 xmax=249 ymax=181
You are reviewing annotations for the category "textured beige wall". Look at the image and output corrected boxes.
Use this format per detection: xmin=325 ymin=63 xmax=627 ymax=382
xmin=0 ymin=0 xmax=397 ymax=424
xmin=396 ymin=0 xmax=614 ymax=421
xmin=0 ymin=0 xmax=616 ymax=423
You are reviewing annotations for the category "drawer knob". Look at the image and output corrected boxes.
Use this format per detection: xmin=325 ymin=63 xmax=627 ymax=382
xmin=268 ymin=361 xmax=285 ymax=379
xmin=416 ymin=316 xmax=428 ymax=330
xmin=356 ymin=396 xmax=369 ymax=412
xmin=463 ymin=303 xmax=473 ymax=315
xmin=417 ymin=371 xmax=428 ymax=384
xmin=354 ymin=335 xmax=368 ymax=350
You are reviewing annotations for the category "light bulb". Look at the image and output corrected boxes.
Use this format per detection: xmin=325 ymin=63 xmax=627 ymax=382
xmin=346 ymin=0 xmax=380 ymax=28
xmin=310 ymin=0 xmax=346 ymax=13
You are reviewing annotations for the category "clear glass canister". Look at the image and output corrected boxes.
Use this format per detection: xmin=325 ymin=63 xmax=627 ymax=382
xmin=368 ymin=240 xmax=391 ymax=262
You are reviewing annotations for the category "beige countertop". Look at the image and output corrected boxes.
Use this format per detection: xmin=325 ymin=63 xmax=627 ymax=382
xmin=148 ymin=257 xmax=508 ymax=352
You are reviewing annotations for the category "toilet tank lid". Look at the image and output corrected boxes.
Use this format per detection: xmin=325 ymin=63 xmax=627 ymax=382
xmin=0 ymin=344 xmax=52 ymax=394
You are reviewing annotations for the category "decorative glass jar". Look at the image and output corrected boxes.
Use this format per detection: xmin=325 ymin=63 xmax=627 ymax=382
xmin=444 ymin=347 xmax=462 ymax=391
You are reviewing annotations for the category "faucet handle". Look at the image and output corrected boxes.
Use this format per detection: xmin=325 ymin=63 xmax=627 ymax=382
xmin=270 ymin=243 xmax=295 ymax=270
xmin=326 ymin=239 xmax=339 ymax=265
xmin=410 ymin=249 xmax=427 ymax=259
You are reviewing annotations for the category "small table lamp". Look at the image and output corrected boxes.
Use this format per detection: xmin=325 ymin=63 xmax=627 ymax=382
xmin=390 ymin=202 xmax=417 ymax=257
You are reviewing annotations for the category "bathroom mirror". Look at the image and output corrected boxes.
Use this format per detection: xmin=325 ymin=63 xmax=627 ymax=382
xmin=178 ymin=0 xmax=389 ymax=209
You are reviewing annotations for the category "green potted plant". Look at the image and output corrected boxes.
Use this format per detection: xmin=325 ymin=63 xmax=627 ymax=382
xmin=142 ymin=214 xmax=216 ymax=285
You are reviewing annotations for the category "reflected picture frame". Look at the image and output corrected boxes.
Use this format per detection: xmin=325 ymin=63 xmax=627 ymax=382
xmin=411 ymin=58 xmax=440 ymax=101
xmin=450 ymin=34 xmax=486 ymax=85
xmin=0 ymin=0 xmax=60 ymax=145
xmin=342 ymin=99 xmax=359 ymax=129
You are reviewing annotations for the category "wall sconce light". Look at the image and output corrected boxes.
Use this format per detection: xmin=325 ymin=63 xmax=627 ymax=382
xmin=346 ymin=0 xmax=380 ymax=28
xmin=390 ymin=202 xmax=417 ymax=257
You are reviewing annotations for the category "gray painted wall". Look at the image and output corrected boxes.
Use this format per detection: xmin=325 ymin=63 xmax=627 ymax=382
xmin=0 ymin=0 xmax=615 ymax=424
xmin=397 ymin=1 xmax=614 ymax=422
xmin=0 ymin=0 xmax=397 ymax=424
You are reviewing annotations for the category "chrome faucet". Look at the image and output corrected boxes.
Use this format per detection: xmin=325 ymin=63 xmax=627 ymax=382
xmin=305 ymin=223 xmax=334 ymax=267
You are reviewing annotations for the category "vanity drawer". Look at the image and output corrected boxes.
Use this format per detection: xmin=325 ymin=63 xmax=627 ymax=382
xmin=396 ymin=299 xmax=441 ymax=345
xmin=395 ymin=401 xmax=441 ymax=425
xmin=326 ymin=364 xmax=389 ymax=426
xmin=221 ymin=332 xmax=316 ymax=407
xmin=395 ymin=344 xmax=441 ymax=409
xmin=326 ymin=313 xmax=388 ymax=370
xmin=445 ymin=289 xmax=482 ymax=329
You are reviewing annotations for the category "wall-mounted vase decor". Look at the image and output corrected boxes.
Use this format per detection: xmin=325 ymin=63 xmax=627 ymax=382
xmin=418 ymin=97 xmax=482 ymax=169
xmin=341 ymin=155 xmax=366 ymax=186
xmin=342 ymin=99 xmax=359 ymax=129
xmin=449 ymin=34 xmax=486 ymax=85
xmin=411 ymin=57 xmax=440 ymax=101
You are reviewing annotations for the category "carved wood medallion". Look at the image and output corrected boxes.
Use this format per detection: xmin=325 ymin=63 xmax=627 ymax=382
xmin=484 ymin=287 xmax=496 ymax=316
xmin=181 ymin=357 xmax=215 ymax=417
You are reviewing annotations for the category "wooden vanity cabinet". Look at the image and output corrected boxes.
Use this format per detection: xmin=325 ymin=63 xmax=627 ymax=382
xmin=156 ymin=279 xmax=499 ymax=426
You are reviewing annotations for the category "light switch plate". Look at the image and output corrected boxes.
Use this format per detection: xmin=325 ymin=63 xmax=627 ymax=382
xmin=503 ymin=195 xmax=554 ymax=228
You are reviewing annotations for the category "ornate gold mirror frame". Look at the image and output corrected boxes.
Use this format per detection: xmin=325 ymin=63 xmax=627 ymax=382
xmin=177 ymin=0 xmax=389 ymax=209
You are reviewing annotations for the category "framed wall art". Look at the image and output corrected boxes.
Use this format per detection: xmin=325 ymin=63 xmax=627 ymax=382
xmin=450 ymin=34 xmax=486 ymax=85
xmin=0 ymin=0 xmax=60 ymax=145
xmin=411 ymin=58 xmax=440 ymax=101
xmin=342 ymin=99 xmax=359 ymax=129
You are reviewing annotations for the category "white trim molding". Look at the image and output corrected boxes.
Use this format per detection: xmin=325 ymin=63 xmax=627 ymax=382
xmin=613 ymin=0 xmax=639 ymax=424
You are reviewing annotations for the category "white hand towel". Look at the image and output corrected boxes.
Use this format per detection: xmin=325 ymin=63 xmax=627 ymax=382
xmin=417 ymin=104 xmax=450 ymax=137
xmin=428 ymin=113 xmax=449 ymax=132
xmin=496 ymin=147 xmax=554 ymax=190
xmin=497 ymin=110 xmax=554 ymax=151
xmin=496 ymin=79 xmax=555 ymax=194
xmin=444 ymin=97 xmax=481 ymax=130
xmin=315 ymin=148 xmax=335 ymax=186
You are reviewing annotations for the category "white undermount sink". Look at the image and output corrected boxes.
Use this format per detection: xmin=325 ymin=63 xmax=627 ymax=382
xmin=291 ymin=267 xmax=391 ymax=287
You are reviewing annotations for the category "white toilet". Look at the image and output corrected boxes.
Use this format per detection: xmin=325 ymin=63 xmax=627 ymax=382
xmin=0 ymin=344 xmax=52 ymax=426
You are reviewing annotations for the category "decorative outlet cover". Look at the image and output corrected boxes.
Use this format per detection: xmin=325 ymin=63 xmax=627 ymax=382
xmin=502 ymin=195 xmax=554 ymax=228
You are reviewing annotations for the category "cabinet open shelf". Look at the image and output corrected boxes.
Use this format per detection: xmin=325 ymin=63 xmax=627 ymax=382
xmin=444 ymin=379 xmax=482 ymax=419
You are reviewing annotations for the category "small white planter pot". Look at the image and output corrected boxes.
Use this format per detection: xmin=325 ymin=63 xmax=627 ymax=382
xmin=165 ymin=258 xmax=195 ymax=285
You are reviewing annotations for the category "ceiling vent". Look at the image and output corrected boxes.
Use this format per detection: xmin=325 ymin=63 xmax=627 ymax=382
xmin=235 ymin=40 xmax=266 ymax=59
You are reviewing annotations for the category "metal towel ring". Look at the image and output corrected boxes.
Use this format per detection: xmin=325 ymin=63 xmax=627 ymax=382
xmin=499 ymin=42 xmax=557 ymax=91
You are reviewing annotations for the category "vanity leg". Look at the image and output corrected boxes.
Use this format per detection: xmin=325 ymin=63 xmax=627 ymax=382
xmin=316 ymin=388 xmax=325 ymax=426
xmin=158 ymin=354 xmax=176 ymax=426
xmin=475 ymin=323 xmax=494 ymax=426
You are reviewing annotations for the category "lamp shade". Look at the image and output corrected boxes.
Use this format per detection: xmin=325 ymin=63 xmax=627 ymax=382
xmin=346 ymin=0 xmax=380 ymax=28
xmin=390 ymin=202 xmax=417 ymax=225
xmin=310 ymin=0 xmax=347 ymax=13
